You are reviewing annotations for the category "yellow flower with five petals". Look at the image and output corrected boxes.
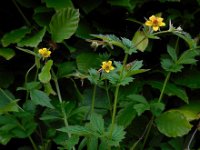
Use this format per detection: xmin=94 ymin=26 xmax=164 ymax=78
xmin=145 ymin=15 xmax=166 ymax=31
xmin=101 ymin=61 xmax=115 ymax=73
xmin=38 ymin=48 xmax=51 ymax=58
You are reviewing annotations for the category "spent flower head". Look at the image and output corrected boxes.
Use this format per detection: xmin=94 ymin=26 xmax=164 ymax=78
xmin=101 ymin=61 xmax=115 ymax=73
xmin=38 ymin=48 xmax=51 ymax=58
xmin=145 ymin=15 xmax=166 ymax=31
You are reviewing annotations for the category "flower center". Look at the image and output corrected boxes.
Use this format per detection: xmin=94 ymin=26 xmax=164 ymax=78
xmin=153 ymin=19 xmax=158 ymax=26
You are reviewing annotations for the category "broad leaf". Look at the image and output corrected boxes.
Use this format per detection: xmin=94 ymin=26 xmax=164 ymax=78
xmin=174 ymin=101 xmax=200 ymax=121
xmin=17 ymin=27 xmax=46 ymax=47
xmin=58 ymin=125 xmax=92 ymax=135
xmin=30 ymin=89 xmax=54 ymax=108
xmin=116 ymin=104 xmax=137 ymax=127
xmin=49 ymin=8 xmax=79 ymax=43
xmin=38 ymin=60 xmax=53 ymax=83
xmin=155 ymin=110 xmax=192 ymax=137
xmin=0 ymin=48 xmax=15 ymax=60
xmin=177 ymin=49 xmax=199 ymax=65
xmin=45 ymin=0 xmax=74 ymax=10
xmin=1 ymin=26 xmax=31 ymax=47
xmin=132 ymin=31 xmax=148 ymax=52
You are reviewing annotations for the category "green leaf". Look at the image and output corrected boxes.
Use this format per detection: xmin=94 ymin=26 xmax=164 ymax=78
xmin=107 ymin=125 xmax=126 ymax=146
xmin=155 ymin=110 xmax=192 ymax=137
xmin=132 ymin=31 xmax=148 ymax=52
xmin=66 ymin=135 xmax=79 ymax=150
xmin=58 ymin=125 xmax=92 ymax=135
xmin=57 ymin=61 xmax=76 ymax=78
xmin=76 ymin=53 xmax=101 ymax=73
xmin=45 ymin=0 xmax=74 ymax=10
xmin=17 ymin=27 xmax=46 ymax=47
xmin=167 ymin=45 xmax=177 ymax=61
xmin=161 ymin=58 xmax=183 ymax=72
xmin=121 ymin=37 xmax=137 ymax=54
xmin=147 ymin=80 xmax=189 ymax=103
xmin=116 ymin=104 xmax=137 ymax=127
xmin=133 ymin=103 xmax=150 ymax=116
xmin=38 ymin=60 xmax=53 ymax=83
xmin=1 ymin=26 xmax=31 ymax=47
xmin=89 ymin=113 xmax=104 ymax=136
xmin=30 ymin=89 xmax=54 ymax=108
xmin=172 ymin=69 xmax=200 ymax=89
xmin=0 ymin=48 xmax=15 ymax=60
xmin=0 ymin=89 xmax=19 ymax=114
xmin=33 ymin=6 xmax=54 ymax=27
xmin=177 ymin=49 xmax=200 ymax=65
xmin=49 ymin=8 xmax=80 ymax=43
xmin=87 ymin=137 xmax=98 ymax=150
xmin=174 ymin=101 xmax=200 ymax=121
xmin=150 ymin=101 xmax=165 ymax=116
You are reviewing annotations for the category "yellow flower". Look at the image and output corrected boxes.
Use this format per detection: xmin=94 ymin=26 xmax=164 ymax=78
xmin=38 ymin=48 xmax=51 ymax=58
xmin=145 ymin=15 xmax=166 ymax=31
xmin=101 ymin=61 xmax=115 ymax=73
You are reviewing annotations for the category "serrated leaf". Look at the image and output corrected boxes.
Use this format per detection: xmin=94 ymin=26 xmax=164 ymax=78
xmin=89 ymin=113 xmax=104 ymax=135
xmin=150 ymin=101 xmax=165 ymax=116
xmin=30 ymin=89 xmax=54 ymax=108
xmin=155 ymin=110 xmax=192 ymax=137
xmin=58 ymin=125 xmax=92 ymax=135
xmin=134 ymin=103 xmax=150 ymax=116
xmin=132 ymin=31 xmax=148 ymax=52
xmin=17 ymin=27 xmax=46 ymax=47
xmin=49 ymin=8 xmax=79 ymax=43
xmin=57 ymin=61 xmax=77 ymax=78
xmin=1 ymin=26 xmax=31 ymax=47
xmin=0 ymin=48 xmax=15 ymax=60
xmin=116 ymin=104 xmax=137 ymax=127
xmin=167 ymin=45 xmax=177 ymax=61
xmin=38 ymin=60 xmax=53 ymax=83
xmin=147 ymin=80 xmax=188 ymax=103
xmin=107 ymin=125 xmax=126 ymax=146
xmin=45 ymin=0 xmax=74 ymax=10
xmin=161 ymin=58 xmax=183 ymax=72
xmin=177 ymin=49 xmax=199 ymax=65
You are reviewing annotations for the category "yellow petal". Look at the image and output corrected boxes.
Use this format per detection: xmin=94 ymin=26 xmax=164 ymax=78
xmin=145 ymin=20 xmax=153 ymax=26
xmin=110 ymin=66 xmax=115 ymax=70
xmin=157 ymin=17 xmax=163 ymax=22
xmin=153 ymin=26 xmax=159 ymax=31
xmin=108 ymin=61 xmax=112 ymax=66
xmin=159 ymin=22 xmax=166 ymax=26
xmin=149 ymin=15 xmax=156 ymax=21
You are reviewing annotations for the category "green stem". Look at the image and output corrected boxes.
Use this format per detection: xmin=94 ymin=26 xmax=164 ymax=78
xmin=105 ymin=80 xmax=112 ymax=116
xmin=141 ymin=72 xmax=171 ymax=149
xmin=158 ymin=72 xmax=171 ymax=103
xmin=12 ymin=0 xmax=31 ymax=27
xmin=28 ymin=136 xmax=38 ymax=150
xmin=110 ymin=53 xmax=129 ymax=137
xmin=110 ymin=85 xmax=120 ymax=136
xmin=91 ymin=84 xmax=97 ymax=113
xmin=51 ymin=70 xmax=75 ymax=150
